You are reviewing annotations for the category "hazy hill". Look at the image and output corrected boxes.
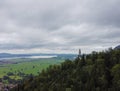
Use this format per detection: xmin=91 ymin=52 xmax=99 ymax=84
xmin=0 ymin=53 xmax=76 ymax=60
xmin=114 ymin=45 xmax=120 ymax=50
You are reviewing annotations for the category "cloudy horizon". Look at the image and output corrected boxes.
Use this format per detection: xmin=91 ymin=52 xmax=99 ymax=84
xmin=0 ymin=0 xmax=120 ymax=54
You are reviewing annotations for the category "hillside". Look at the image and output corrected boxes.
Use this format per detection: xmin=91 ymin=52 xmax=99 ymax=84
xmin=11 ymin=48 xmax=120 ymax=91
xmin=0 ymin=53 xmax=76 ymax=59
xmin=114 ymin=45 xmax=120 ymax=50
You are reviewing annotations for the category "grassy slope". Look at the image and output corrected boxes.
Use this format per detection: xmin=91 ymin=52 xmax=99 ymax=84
xmin=0 ymin=58 xmax=64 ymax=79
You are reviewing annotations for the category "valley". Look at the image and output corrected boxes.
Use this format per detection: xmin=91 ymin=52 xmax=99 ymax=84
xmin=0 ymin=58 xmax=64 ymax=80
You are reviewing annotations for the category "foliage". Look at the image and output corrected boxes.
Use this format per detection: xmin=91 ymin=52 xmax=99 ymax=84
xmin=11 ymin=48 xmax=120 ymax=91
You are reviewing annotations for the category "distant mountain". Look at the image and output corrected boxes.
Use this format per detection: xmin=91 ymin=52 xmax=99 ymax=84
xmin=0 ymin=53 xmax=13 ymax=58
xmin=0 ymin=53 xmax=77 ymax=59
xmin=0 ymin=53 xmax=12 ymax=55
xmin=0 ymin=53 xmax=31 ymax=58
xmin=114 ymin=45 xmax=120 ymax=50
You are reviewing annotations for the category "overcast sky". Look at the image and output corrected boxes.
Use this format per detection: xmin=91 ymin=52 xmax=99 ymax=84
xmin=0 ymin=0 xmax=120 ymax=54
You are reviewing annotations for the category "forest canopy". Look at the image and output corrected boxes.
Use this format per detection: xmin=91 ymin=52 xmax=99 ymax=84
xmin=11 ymin=48 xmax=120 ymax=91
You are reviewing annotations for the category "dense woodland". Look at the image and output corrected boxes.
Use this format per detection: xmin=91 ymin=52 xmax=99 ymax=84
xmin=11 ymin=48 xmax=120 ymax=91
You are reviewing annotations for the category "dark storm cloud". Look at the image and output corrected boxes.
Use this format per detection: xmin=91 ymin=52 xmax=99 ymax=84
xmin=0 ymin=0 xmax=120 ymax=53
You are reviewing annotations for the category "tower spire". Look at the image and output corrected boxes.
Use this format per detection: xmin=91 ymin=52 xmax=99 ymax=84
xmin=78 ymin=49 xmax=81 ymax=58
xmin=79 ymin=49 xmax=81 ymax=56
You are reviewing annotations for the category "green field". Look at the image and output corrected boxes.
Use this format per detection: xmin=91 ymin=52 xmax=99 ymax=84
xmin=0 ymin=58 xmax=64 ymax=80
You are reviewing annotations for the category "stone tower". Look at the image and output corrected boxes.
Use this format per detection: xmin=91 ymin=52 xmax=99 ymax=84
xmin=78 ymin=49 xmax=81 ymax=58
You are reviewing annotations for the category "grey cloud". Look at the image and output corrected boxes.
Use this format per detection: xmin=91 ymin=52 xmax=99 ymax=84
xmin=0 ymin=0 xmax=120 ymax=53
xmin=1 ymin=0 xmax=120 ymax=28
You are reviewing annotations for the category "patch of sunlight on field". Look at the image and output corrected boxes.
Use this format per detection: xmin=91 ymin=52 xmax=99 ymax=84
xmin=9 ymin=76 xmax=22 ymax=80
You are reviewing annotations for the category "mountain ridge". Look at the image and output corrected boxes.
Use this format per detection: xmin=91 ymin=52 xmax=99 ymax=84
xmin=114 ymin=45 xmax=120 ymax=50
